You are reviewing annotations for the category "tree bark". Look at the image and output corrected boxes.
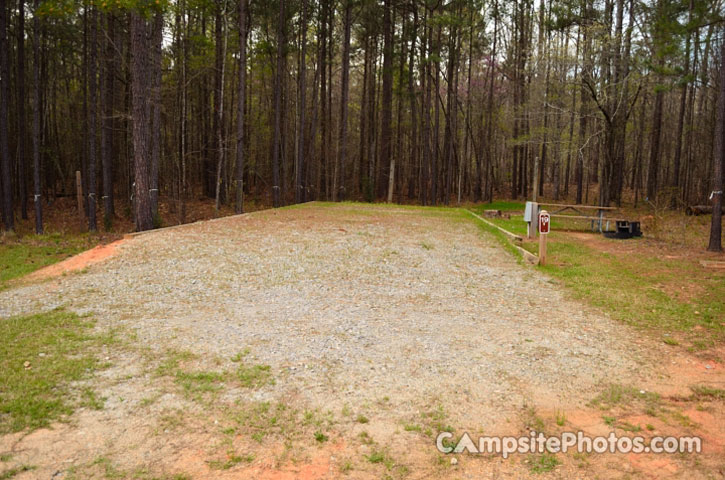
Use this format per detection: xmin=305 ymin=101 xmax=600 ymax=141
xmin=485 ymin=0 xmax=498 ymax=202
xmin=672 ymin=0 xmax=693 ymax=203
xmin=432 ymin=25 xmax=441 ymax=205
xmin=381 ymin=0 xmax=393 ymax=203
xmin=101 ymin=12 xmax=115 ymax=226
xmin=407 ymin=5 xmax=418 ymax=201
xmin=17 ymin=0 xmax=27 ymax=220
xmin=213 ymin=2 xmax=227 ymax=211
xmin=271 ymin=0 xmax=284 ymax=207
xmin=32 ymin=0 xmax=42 ymax=233
xmin=336 ymin=0 xmax=351 ymax=201
xmin=295 ymin=0 xmax=307 ymax=204
xmin=150 ymin=11 xmax=163 ymax=217
xmin=647 ymin=85 xmax=664 ymax=200
xmin=130 ymin=11 xmax=153 ymax=231
xmin=0 ymin=0 xmax=13 ymax=231
xmin=576 ymin=1 xmax=591 ymax=205
xmin=708 ymin=41 xmax=724 ymax=252
xmin=235 ymin=0 xmax=247 ymax=213
xmin=420 ymin=8 xmax=430 ymax=205
xmin=88 ymin=5 xmax=98 ymax=231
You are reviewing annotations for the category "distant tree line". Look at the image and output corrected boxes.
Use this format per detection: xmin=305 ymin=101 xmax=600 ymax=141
xmin=0 ymin=0 xmax=723 ymax=247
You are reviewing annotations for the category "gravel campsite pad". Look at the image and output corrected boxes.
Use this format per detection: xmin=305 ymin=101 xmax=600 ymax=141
xmin=0 ymin=203 xmax=658 ymax=478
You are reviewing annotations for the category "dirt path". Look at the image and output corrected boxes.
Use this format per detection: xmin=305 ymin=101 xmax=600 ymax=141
xmin=0 ymin=203 xmax=720 ymax=479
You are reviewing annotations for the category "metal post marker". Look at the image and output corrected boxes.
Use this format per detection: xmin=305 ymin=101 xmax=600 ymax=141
xmin=538 ymin=209 xmax=550 ymax=266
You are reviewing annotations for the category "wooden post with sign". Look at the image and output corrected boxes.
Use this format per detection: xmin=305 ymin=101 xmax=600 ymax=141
xmin=538 ymin=209 xmax=550 ymax=266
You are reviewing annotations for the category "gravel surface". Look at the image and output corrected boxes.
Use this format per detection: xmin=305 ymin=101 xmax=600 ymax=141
xmin=1 ymin=203 xmax=651 ymax=432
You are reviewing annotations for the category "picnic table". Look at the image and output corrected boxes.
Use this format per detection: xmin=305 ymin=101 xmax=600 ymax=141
xmin=525 ymin=202 xmax=620 ymax=236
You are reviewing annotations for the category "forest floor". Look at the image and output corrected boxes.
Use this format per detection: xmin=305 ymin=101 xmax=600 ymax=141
xmin=0 ymin=202 xmax=723 ymax=479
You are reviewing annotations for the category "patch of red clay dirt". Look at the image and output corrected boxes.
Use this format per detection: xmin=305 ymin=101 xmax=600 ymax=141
xmin=242 ymin=441 xmax=345 ymax=480
xmin=626 ymin=455 xmax=680 ymax=478
xmin=25 ymin=237 xmax=129 ymax=281
xmin=164 ymin=440 xmax=343 ymax=480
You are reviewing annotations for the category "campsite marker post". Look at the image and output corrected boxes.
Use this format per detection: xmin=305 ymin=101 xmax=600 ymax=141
xmin=538 ymin=210 xmax=550 ymax=266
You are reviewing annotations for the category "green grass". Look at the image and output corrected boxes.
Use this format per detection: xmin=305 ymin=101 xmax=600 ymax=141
xmin=472 ymin=200 xmax=526 ymax=212
xmin=485 ymin=214 xmax=528 ymax=236
xmin=589 ymin=384 xmax=661 ymax=411
xmin=67 ymin=456 xmax=192 ymax=480
xmin=236 ymin=363 xmax=274 ymax=388
xmin=0 ymin=234 xmax=95 ymax=289
xmin=155 ymin=350 xmax=274 ymax=405
xmin=618 ymin=421 xmax=642 ymax=432
xmin=690 ymin=385 xmax=725 ymax=400
xmin=0 ymin=309 xmax=103 ymax=433
xmin=528 ymin=453 xmax=560 ymax=473
xmin=365 ymin=449 xmax=394 ymax=469
xmin=481 ymin=213 xmax=599 ymax=237
xmin=468 ymin=213 xmax=524 ymax=263
xmin=403 ymin=423 xmax=421 ymax=432
xmin=175 ymin=370 xmax=226 ymax=398
xmin=207 ymin=452 xmax=254 ymax=470
xmin=539 ymin=238 xmax=725 ymax=341
xmin=0 ymin=465 xmax=35 ymax=479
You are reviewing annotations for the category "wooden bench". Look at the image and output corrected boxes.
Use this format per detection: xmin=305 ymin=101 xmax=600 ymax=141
xmin=526 ymin=202 xmax=620 ymax=235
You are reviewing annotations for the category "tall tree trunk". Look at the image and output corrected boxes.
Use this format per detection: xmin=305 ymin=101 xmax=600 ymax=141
xmin=420 ymin=8 xmax=430 ymax=205
xmin=177 ymin=0 xmax=188 ymax=222
xmin=464 ymin=9 xmax=477 ymax=202
xmin=271 ymin=0 xmax=284 ymax=207
xmin=358 ymin=34 xmax=369 ymax=196
xmin=366 ymin=35 xmax=377 ymax=202
xmin=672 ymin=0 xmax=693 ymax=204
xmin=32 ymin=0 xmax=42 ymax=233
xmin=130 ymin=11 xmax=153 ymax=231
xmin=394 ymin=11 xmax=406 ymax=203
xmin=81 ymin=9 xmax=89 ymax=216
xmin=325 ymin=1 xmax=333 ymax=200
xmin=564 ymin=29 xmax=578 ymax=199
xmin=485 ymin=0 xmax=498 ymax=202
xmin=0 ymin=0 xmax=13 ymax=231
xmin=150 ymin=11 xmax=162 ymax=217
xmin=235 ymin=0 xmax=247 ymax=213
xmin=576 ymin=3 xmax=590 ymax=205
xmin=443 ymin=19 xmax=457 ymax=205
xmin=407 ymin=6 xmax=418 ymax=201
xmin=101 ymin=12 xmax=115 ymax=226
xmin=647 ymin=84 xmax=664 ymax=200
xmin=214 ymin=2 xmax=227 ymax=211
xmin=17 ymin=0 xmax=27 ymax=219
xmin=633 ymin=88 xmax=647 ymax=208
xmin=538 ymin=0 xmax=549 ymax=197
xmin=336 ymin=0 xmax=351 ymax=201
xmin=381 ymin=0 xmax=393 ymax=203
xmin=88 ymin=5 xmax=98 ymax=231
xmin=432 ymin=25 xmax=441 ymax=205
xmin=201 ymin=17 xmax=214 ymax=198
xmin=317 ymin=0 xmax=327 ymax=201
xmin=295 ymin=0 xmax=307 ymax=204
xmin=708 ymin=40 xmax=724 ymax=252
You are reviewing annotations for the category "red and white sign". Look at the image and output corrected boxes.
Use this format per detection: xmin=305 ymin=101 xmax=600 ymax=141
xmin=539 ymin=210 xmax=550 ymax=235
